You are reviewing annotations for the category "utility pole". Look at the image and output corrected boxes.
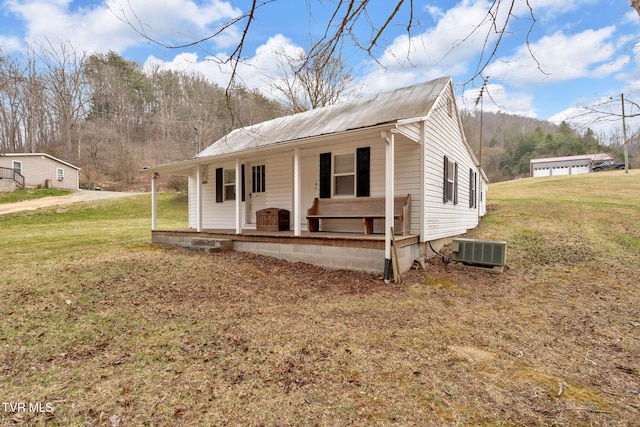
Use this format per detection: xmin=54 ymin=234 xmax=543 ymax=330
xmin=194 ymin=126 xmax=200 ymax=155
xmin=475 ymin=76 xmax=490 ymax=171
xmin=621 ymin=94 xmax=630 ymax=174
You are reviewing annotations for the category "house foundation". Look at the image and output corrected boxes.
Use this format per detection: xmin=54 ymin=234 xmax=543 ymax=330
xmin=152 ymin=230 xmax=423 ymax=274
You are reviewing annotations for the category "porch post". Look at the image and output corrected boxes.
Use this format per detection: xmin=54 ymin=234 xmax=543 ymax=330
xmin=293 ymin=148 xmax=301 ymax=236
xmin=235 ymin=159 xmax=242 ymax=234
xmin=419 ymin=121 xmax=426 ymax=242
xmin=151 ymin=172 xmax=158 ymax=231
xmin=196 ymin=164 xmax=203 ymax=232
xmin=383 ymin=130 xmax=395 ymax=281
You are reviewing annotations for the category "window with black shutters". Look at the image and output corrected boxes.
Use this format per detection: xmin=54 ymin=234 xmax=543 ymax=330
xmin=320 ymin=148 xmax=370 ymax=198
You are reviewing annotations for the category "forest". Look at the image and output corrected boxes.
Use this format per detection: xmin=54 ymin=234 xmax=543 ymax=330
xmin=1 ymin=42 xmax=636 ymax=189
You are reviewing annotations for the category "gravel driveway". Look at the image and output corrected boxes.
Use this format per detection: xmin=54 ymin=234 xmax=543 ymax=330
xmin=0 ymin=190 xmax=145 ymax=215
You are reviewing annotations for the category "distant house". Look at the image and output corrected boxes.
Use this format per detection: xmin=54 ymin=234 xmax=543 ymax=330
xmin=530 ymin=153 xmax=613 ymax=177
xmin=142 ymin=77 xmax=488 ymax=277
xmin=0 ymin=153 xmax=80 ymax=191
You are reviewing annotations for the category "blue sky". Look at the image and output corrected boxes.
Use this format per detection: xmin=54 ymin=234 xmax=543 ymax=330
xmin=1 ymin=0 xmax=639 ymax=136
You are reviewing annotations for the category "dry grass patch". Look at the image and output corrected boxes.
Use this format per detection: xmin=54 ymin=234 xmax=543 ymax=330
xmin=1 ymin=175 xmax=639 ymax=425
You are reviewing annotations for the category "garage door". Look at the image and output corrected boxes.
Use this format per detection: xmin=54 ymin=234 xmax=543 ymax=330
xmin=533 ymin=167 xmax=551 ymax=177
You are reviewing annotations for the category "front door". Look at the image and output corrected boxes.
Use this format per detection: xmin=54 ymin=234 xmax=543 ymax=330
xmin=247 ymin=163 xmax=266 ymax=224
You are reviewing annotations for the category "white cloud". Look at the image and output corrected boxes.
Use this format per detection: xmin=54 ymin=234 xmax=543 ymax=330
xmin=460 ymin=83 xmax=537 ymax=117
xmin=526 ymin=0 xmax=599 ymax=19
xmin=485 ymin=27 xmax=619 ymax=85
xmin=352 ymin=0 xmax=500 ymax=95
xmin=378 ymin=0 xmax=496 ymax=72
xmin=548 ymin=91 xmax=640 ymax=137
xmin=144 ymin=34 xmax=302 ymax=97
xmin=593 ymin=56 xmax=630 ymax=77
xmin=4 ymin=0 xmax=242 ymax=54
xmin=0 ymin=35 xmax=23 ymax=52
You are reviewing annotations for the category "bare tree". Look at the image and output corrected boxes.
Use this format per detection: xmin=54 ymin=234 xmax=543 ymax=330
xmin=36 ymin=41 xmax=90 ymax=161
xmin=271 ymin=48 xmax=353 ymax=113
xmin=0 ymin=52 xmax=26 ymax=153
xmin=114 ymin=0 xmax=535 ymax=91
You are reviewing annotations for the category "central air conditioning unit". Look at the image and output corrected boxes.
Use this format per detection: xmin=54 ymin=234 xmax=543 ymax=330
xmin=451 ymin=238 xmax=507 ymax=269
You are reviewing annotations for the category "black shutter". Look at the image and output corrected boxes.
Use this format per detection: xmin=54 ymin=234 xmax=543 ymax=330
xmin=215 ymin=167 xmax=223 ymax=203
xmin=241 ymin=164 xmax=246 ymax=201
xmin=454 ymin=162 xmax=459 ymax=205
xmin=443 ymin=156 xmax=448 ymax=203
xmin=469 ymin=168 xmax=474 ymax=208
xmin=319 ymin=152 xmax=331 ymax=199
xmin=356 ymin=147 xmax=370 ymax=197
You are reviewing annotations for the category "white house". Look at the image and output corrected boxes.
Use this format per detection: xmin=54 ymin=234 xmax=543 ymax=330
xmin=0 ymin=153 xmax=80 ymax=191
xmin=530 ymin=153 xmax=613 ymax=177
xmin=142 ymin=77 xmax=488 ymax=278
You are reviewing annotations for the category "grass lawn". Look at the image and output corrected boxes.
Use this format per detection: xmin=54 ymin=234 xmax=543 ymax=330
xmin=0 ymin=188 xmax=71 ymax=204
xmin=0 ymin=172 xmax=639 ymax=426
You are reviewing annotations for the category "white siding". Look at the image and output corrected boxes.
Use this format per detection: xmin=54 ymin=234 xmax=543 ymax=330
xmin=303 ymin=134 xmax=386 ymax=232
xmin=423 ymin=85 xmax=481 ymax=241
xmin=265 ymin=154 xmax=293 ymax=210
xmin=394 ymin=134 xmax=421 ymax=235
xmin=188 ymin=154 xmax=295 ymax=230
xmin=185 ymin=84 xmax=483 ymax=241
xmin=189 ymin=164 xmax=245 ymax=229
xmin=479 ymin=180 xmax=488 ymax=217
xmin=0 ymin=155 xmax=79 ymax=190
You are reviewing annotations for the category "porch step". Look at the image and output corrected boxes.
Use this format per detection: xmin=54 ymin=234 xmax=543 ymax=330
xmin=183 ymin=238 xmax=233 ymax=253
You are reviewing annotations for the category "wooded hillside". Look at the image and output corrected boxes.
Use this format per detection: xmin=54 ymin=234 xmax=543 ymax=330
xmin=0 ymin=45 xmax=285 ymax=190
xmin=462 ymin=111 xmax=637 ymax=182
xmin=1 ymin=44 xmax=636 ymax=188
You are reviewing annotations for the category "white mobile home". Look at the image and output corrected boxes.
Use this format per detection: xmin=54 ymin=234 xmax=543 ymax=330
xmin=143 ymin=77 xmax=488 ymax=277
xmin=0 ymin=153 xmax=80 ymax=191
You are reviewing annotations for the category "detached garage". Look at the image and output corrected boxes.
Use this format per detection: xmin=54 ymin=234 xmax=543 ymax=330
xmin=530 ymin=153 xmax=613 ymax=177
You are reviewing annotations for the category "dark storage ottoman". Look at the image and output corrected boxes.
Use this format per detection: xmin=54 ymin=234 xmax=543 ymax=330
xmin=256 ymin=208 xmax=290 ymax=231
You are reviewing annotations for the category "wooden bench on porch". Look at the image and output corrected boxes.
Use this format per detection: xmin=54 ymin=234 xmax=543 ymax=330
xmin=307 ymin=194 xmax=411 ymax=235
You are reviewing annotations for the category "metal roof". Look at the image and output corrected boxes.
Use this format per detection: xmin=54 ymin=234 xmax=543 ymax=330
xmin=530 ymin=153 xmax=613 ymax=164
xmin=196 ymin=76 xmax=451 ymax=158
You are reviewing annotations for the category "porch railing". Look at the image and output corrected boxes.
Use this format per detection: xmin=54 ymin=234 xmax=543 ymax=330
xmin=0 ymin=166 xmax=25 ymax=188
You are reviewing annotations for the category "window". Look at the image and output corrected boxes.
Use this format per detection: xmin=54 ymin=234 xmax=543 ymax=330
xmin=252 ymin=165 xmax=265 ymax=193
xmin=443 ymin=156 xmax=458 ymax=204
xmin=469 ymin=169 xmax=477 ymax=208
xmin=224 ymin=169 xmax=236 ymax=201
xmin=12 ymin=161 xmax=22 ymax=175
xmin=215 ymin=167 xmax=236 ymax=202
xmin=56 ymin=168 xmax=64 ymax=181
xmin=333 ymin=153 xmax=355 ymax=196
xmin=320 ymin=148 xmax=370 ymax=198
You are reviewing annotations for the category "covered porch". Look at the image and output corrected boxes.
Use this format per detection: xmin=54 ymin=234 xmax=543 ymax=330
xmin=144 ymin=125 xmax=420 ymax=277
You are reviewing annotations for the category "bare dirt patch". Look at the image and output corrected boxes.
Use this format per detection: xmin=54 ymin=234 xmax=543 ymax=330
xmin=2 ymin=246 xmax=638 ymax=426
